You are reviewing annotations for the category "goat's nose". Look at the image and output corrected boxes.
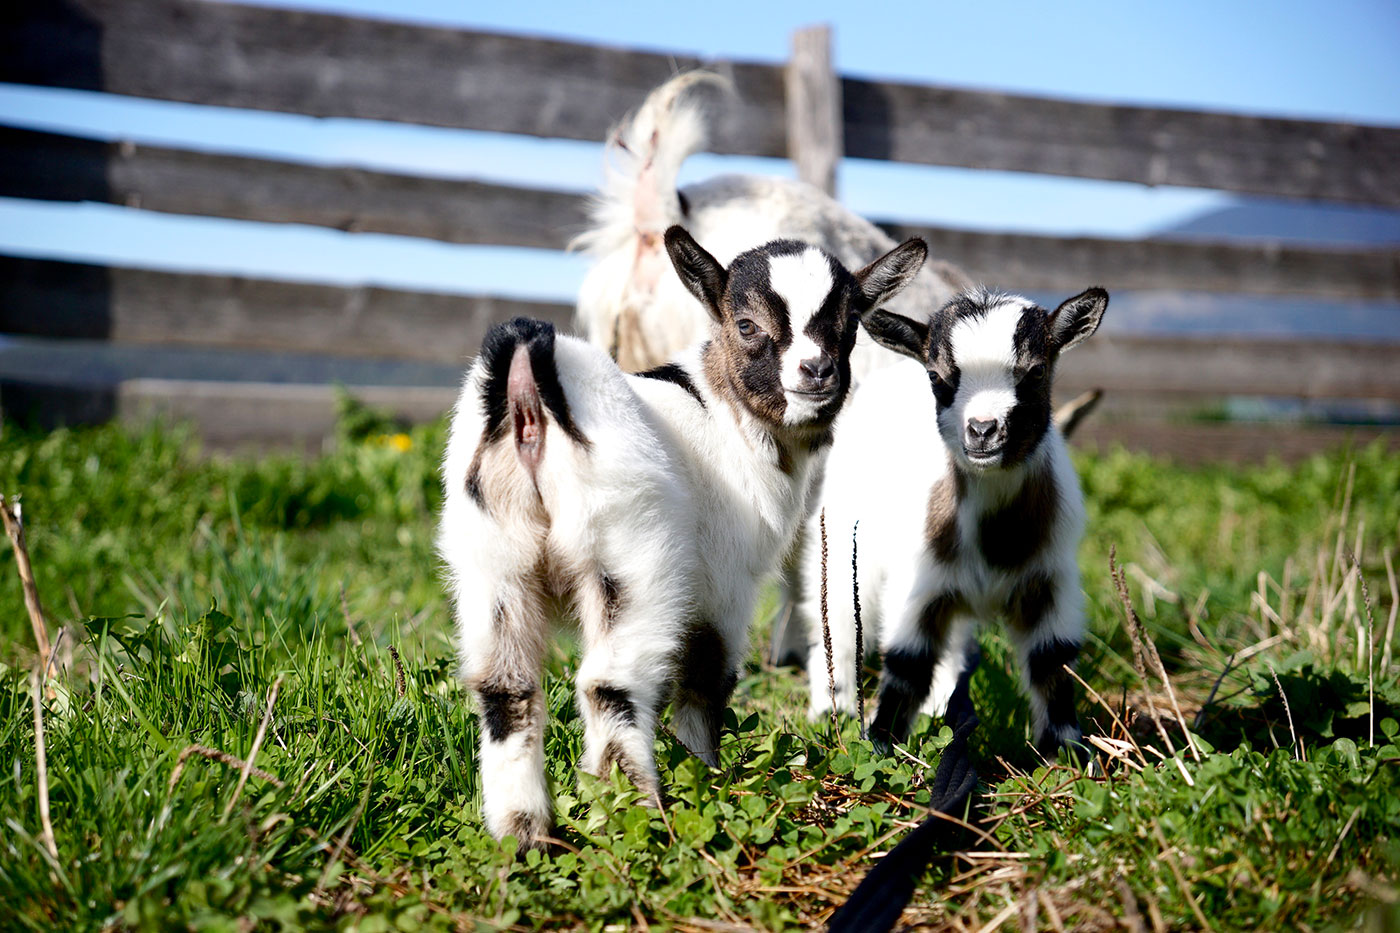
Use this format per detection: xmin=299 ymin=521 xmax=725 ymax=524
xmin=967 ymin=417 xmax=999 ymax=440
xmin=799 ymin=355 xmax=835 ymax=383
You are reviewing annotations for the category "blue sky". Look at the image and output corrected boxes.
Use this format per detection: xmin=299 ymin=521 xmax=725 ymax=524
xmin=1 ymin=0 xmax=1398 ymax=302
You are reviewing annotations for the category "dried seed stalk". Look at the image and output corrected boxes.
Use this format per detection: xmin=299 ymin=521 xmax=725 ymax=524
xmin=819 ymin=509 xmax=838 ymax=736
xmin=2 ymin=495 xmax=52 ymax=673
xmin=851 ymin=520 xmax=865 ymax=739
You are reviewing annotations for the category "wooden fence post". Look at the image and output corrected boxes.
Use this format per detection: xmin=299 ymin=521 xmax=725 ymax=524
xmin=786 ymin=24 xmax=842 ymax=196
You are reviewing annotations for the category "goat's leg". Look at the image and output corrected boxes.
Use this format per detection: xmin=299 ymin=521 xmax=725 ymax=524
xmin=670 ymin=620 xmax=737 ymax=767
xmin=574 ymin=572 xmax=672 ymax=799
xmin=459 ymin=577 xmax=552 ymax=849
xmin=868 ymin=568 xmax=959 ymax=750
xmin=1006 ymin=568 xmax=1084 ymax=756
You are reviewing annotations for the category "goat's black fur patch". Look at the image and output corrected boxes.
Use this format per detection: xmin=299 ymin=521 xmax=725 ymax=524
xmin=1007 ymin=572 xmax=1056 ymax=632
xmin=673 ymin=621 xmax=738 ymax=755
xmin=1025 ymin=637 xmax=1079 ymax=689
xmin=478 ymin=317 xmax=591 ymax=450
xmin=1025 ymin=637 xmax=1081 ymax=752
xmin=636 ymin=362 xmax=706 ymax=408
xmin=587 ymin=684 xmax=637 ymax=727
xmin=478 ymin=688 xmax=536 ymax=743
xmin=979 ymin=466 xmax=1057 ymax=569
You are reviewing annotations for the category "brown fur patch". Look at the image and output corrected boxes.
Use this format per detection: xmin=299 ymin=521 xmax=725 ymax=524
xmin=500 ymin=810 xmax=552 ymax=850
xmin=599 ymin=573 xmax=624 ymax=629
xmin=979 ymin=464 xmax=1058 ymax=569
xmin=470 ymin=434 xmax=550 ymax=529
xmin=925 ymin=464 xmax=964 ymax=562
xmin=599 ymin=739 xmax=654 ymax=793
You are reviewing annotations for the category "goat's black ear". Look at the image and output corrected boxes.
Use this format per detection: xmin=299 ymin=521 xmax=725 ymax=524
xmin=664 ymin=225 xmax=726 ymax=322
xmin=854 ymin=237 xmax=927 ymax=312
xmin=861 ymin=309 xmax=930 ymax=362
xmin=1046 ymin=287 xmax=1109 ymax=354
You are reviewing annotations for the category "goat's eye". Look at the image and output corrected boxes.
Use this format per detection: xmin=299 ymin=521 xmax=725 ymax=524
xmin=928 ymin=370 xmax=955 ymax=407
xmin=736 ymin=319 xmax=758 ymax=338
xmin=1021 ymin=362 xmax=1046 ymax=383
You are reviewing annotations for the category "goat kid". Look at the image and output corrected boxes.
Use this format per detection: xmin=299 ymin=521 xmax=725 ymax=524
xmin=802 ymin=287 xmax=1109 ymax=756
xmin=439 ymin=226 xmax=927 ymax=847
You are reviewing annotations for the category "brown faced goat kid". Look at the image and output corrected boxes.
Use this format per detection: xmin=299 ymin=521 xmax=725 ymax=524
xmin=802 ymin=287 xmax=1109 ymax=756
xmin=438 ymin=227 xmax=927 ymax=847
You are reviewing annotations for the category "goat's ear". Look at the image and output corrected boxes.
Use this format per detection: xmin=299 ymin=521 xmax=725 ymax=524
xmin=1046 ymin=287 xmax=1109 ymax=354
xmin=861 ymin=309 xmax=930 ymax=362
xmin=664 ymin=225 xmax=726 ymax=322
xmin=854 ymin=237 xmax=927 ymax=312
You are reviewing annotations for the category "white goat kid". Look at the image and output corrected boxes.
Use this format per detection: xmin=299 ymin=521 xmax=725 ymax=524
xmin=803 ymin=287 xmax=1109 ymax=756
xmin=439 ymin=225 xmax=927 ymax=847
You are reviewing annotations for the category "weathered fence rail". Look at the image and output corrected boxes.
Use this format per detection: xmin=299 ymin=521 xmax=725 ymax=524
xmin=5 ymin=126 xmax=1396 ymax=301
xmin=1 ymin=0 xmax=1397 ymax=459
xmin=5 ymin=0 xmax=1397 ymax=204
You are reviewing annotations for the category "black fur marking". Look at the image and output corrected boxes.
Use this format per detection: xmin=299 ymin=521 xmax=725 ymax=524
xmin=979 ymin=466 xmax=1057 ymax=569
xmin=677 ymin=189 xmax=690 ymax=217
xmin=1025 ymin=637 xmax=1079 ymax=688
xmin=636 ymin=362 xmax=706 ymax=408
xmin=869 ymin=594 xmax=959 ymax=748
xmin=1026 ymin=637 xmax=1081 ymax=753
xmin=1001 ymin=306 xmax=1053 ymax=466
xmin=587 ymin=684 xmax=637 ymax=727
xmin=478 ymin=317 xmax=591 ymax=452
xmin=674 ymin=621 xmax=738 ymax=756
xmin=478 ymin=688 xmax=536 ymax=743
xmin=1007 ymin=572 xmax=1056 ymax=632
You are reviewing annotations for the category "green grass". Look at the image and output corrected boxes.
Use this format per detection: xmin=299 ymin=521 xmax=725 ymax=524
xmin=1 ymin=411 xmax=1397 ymax=931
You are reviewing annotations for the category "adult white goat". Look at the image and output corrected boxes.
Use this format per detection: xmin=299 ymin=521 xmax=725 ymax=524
xmin=439 ymin=226 xmax=927 ymax=847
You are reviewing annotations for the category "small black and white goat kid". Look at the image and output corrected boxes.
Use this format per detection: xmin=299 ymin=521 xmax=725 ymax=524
xmin=802 ymin=287 xmax=1109 ymax=755
xmin=439 ymin=226 xmax=927 ymax=846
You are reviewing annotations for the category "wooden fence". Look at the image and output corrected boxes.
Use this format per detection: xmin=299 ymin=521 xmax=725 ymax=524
xmin=2 ymin=0 xmax=1398 ymax=460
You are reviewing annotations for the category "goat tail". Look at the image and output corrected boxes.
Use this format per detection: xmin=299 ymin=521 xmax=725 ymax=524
xmin=479 ymin=318 xmax=590 ymax=481
xmin=571 ymin=71 xmax=728 ymax=258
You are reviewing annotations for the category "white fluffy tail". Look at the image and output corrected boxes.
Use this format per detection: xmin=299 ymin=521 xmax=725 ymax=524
xmin=572 ymin=71 xmax=727 ymax=257
xmin=573 ymin=72 xmax=730 ymax=370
